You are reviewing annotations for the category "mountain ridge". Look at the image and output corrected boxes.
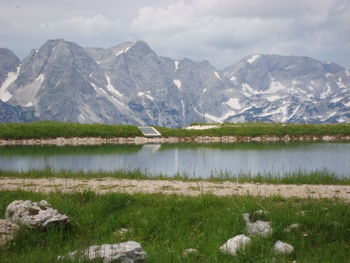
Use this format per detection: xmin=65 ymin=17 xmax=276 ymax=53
xmin=0 ymin=39 xmax=349 ymax=126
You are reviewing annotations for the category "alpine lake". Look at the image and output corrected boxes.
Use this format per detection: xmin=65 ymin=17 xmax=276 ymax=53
xmin=0 ymin=142 xmax=349 ymax=178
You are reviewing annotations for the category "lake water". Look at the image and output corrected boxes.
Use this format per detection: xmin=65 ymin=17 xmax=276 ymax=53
xmin=0 ymin=143 xmax=349 ymax=177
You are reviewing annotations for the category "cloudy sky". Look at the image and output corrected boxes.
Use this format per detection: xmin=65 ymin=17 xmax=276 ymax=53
xmin=1 ymin=0 xmax=349 ymax=69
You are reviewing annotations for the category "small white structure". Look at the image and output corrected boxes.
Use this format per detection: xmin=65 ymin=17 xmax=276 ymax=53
xmin=138 ymin=126 xmax=162 ymax=138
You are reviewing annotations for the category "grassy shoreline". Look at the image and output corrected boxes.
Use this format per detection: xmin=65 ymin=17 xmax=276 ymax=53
xmin=1 ymin=168 xmax=349 ymax=185
xmin=1 ymin=121 xmax=350 ymax=139
xmin=0 ymin=190 xmax=349 ymax=262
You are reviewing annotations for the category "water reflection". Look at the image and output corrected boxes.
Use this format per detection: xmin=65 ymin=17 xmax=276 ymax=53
xmin=0 ymin=143 xmax=349 ymax=177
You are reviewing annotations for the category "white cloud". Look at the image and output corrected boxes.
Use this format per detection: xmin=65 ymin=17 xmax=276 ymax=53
xmin=130 ymin=0 xmax=350 ymax=68
xmin=0 ymin=0 xmax=349 ymax=68
xmin=40 ymin=14 xmax=118 ymax=37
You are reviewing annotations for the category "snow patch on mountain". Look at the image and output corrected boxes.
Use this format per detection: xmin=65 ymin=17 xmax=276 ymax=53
xmin=289 ymin=106 xmax=300 ymax=119
xmin=115 ymin=43 xmax=135 ymax=56
xmin=320 ymin=84 xmax=332 ymax=99
xmin=267 ymin=95 xmax=281 ymax=102
xmin=247 ymin=55 xmax=260 ymax=64
xmin=173 ymin=79 xmax=182 ymax=89
xmin=331 ymin=97 xmax=342 ymax=103
xmin=224 ymin=98 xmax=241 ymax=110
xmin=138 ymin=91 xmax=154 ymax=101
xmin=230 ymin=76 xmax=237 ymax=82
xmin=280 ymin=106 xmax=288 ymax=122
xmin=284 ymin=65 xmax=296 ymax=70
xmin=322 ymin=111 xmax=337 ymax=121
xmin=268 ymin=79 xmax=285 ymax=93
xmin=0 ymin=66 xmax=20 ymax=102
xmin=174 ymin=61 xmax=179 ymax=70
xmin=105 ymin=75 xmax=122 ymax=97
xmin=214 ymin=71 xmax=222 ymax=80
xmin=242 ymin=83 xmax=261 ymax=95
xmin=37 ymin=74 xmax=44 ymax=83
xmin=337 ymin=78 xmax=346 ymax=89
xmin=181 ymin=99 xmax=185 ymax=118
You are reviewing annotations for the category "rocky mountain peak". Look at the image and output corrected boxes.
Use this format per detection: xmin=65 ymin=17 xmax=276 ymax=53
xmin=0 ymin=48 xmax=20 ymax=85
xmin=1 ymin=39 xmax=349 ymax=125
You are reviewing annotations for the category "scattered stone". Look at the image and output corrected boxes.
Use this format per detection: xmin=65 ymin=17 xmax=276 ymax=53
xmin=297 ymin=211 xmax=306 ymax=216
xmin=0 ymin=219 xmax=19 ymax=246
xmin=5 ymin=200 xmax=70 ymax=228
xmin=220 ymin=234 xmax=251 ymax=256
xmin=242 ymin=213 xmax=273 ymax=237
xmin=274 ymin=241 xmax=294 ymax=255
xmin=58 ymin=241 xmax=147 ymax=263
xmin=255 ymin=210 xmax=267 ymax=216
xmin=119 ymin=228 xmax=129 ymax=235
xmin=284 ymin=223 xmax=300 ymax=232
xmin=183 ymin=248 xmax=199 ymax=256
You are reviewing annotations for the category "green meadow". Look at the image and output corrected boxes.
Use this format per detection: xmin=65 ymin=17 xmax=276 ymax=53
xmin=0 ymin=190 xmax=349 ymax=263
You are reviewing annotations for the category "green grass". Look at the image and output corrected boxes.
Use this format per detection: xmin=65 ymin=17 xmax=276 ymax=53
xmin=0 ymin=121 xmax=142 ymax=139
xmin=1 ymin=121 xmax=350 ymax=139
xmin=1 ymin=168 xmax=349 ymax=185
xmin=157 ymin=122 xmax=350 ymax=137
xmin=0 ymin=190 xmax=349 ymax=262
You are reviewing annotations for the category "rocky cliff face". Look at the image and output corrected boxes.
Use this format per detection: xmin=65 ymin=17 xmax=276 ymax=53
xmin=0 ymin=100 xmax=36 ymax=123
xmin=0 ymin=39 xmax=349 ymax=126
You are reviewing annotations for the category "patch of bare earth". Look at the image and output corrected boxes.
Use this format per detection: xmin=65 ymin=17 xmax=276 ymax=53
xmin=0 ymin=177 xmax=350 ymax=200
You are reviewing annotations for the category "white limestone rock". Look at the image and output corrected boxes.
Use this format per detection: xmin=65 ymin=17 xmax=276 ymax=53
xmin=58 ymin=241 xmax=147 ymax=263
xmin=274 ymin=240 xmax=294 ymax=255
xmin=5 ymin=200 xmax=69 ymax=228
xmin=183 ymin=248 xmax=199 ymax=256
xmin=242 ymin=213 xmax=273 ymax=237
xmin=220 ymin=234 xmax=251 ymax=256
xmin=284 ymin=223 xmax=300 ymax=232
xmin=119 ymin=228 xmax=129 ymax=235
xmin=0 ymin=219 xmax=19 ymax=246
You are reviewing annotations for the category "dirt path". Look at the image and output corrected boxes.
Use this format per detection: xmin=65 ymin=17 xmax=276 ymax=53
xmin=1 ymin=177 xmax=350 ymax=200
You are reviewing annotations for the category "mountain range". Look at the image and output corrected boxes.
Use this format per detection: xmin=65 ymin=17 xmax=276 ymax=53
xmin=0 ymin=39 xmax=349 ymax=127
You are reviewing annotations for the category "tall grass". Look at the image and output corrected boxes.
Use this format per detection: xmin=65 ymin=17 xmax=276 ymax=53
xmin=0 ymin=190 xmax=349 ymax=262
xmin=1 ymin=168 xmax=349 ymax=185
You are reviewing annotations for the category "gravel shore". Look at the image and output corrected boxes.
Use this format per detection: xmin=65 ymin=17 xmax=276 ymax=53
xmin=1 ymin=177 xmax=349 ymax=200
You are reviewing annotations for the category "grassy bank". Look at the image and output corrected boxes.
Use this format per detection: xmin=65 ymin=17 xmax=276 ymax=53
xmin=0 ymin=190 xmax=349 ymax=262
xmin=157 ymin=122 xmax=350 ymax=137
xmin=1 ymin=168 xmax=349 ymax=185
xmin=0 ymin=121 xmax=350 ymax=139
xmin=0 ymin=122 xmax=142 ymax=139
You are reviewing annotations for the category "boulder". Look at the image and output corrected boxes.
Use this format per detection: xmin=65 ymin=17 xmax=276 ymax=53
xmin=58 ymin=241 xmax=147 ymax=263
xmin=274 ymin=240 xmax=294 ymax=255
xmin=242 ymin=213 xmax=273 ymax=237
xmin=0 ymin=219 xmax=19 ymax=246
xmin=5 ymin=200 xmax=69 ymax=228
xmin=220 ymin=234 xmax=251 ymax=256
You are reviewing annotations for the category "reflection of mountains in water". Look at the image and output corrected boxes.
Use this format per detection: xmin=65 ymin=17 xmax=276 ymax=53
xmin=156 ymin=142 xmax=341 ymax=152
